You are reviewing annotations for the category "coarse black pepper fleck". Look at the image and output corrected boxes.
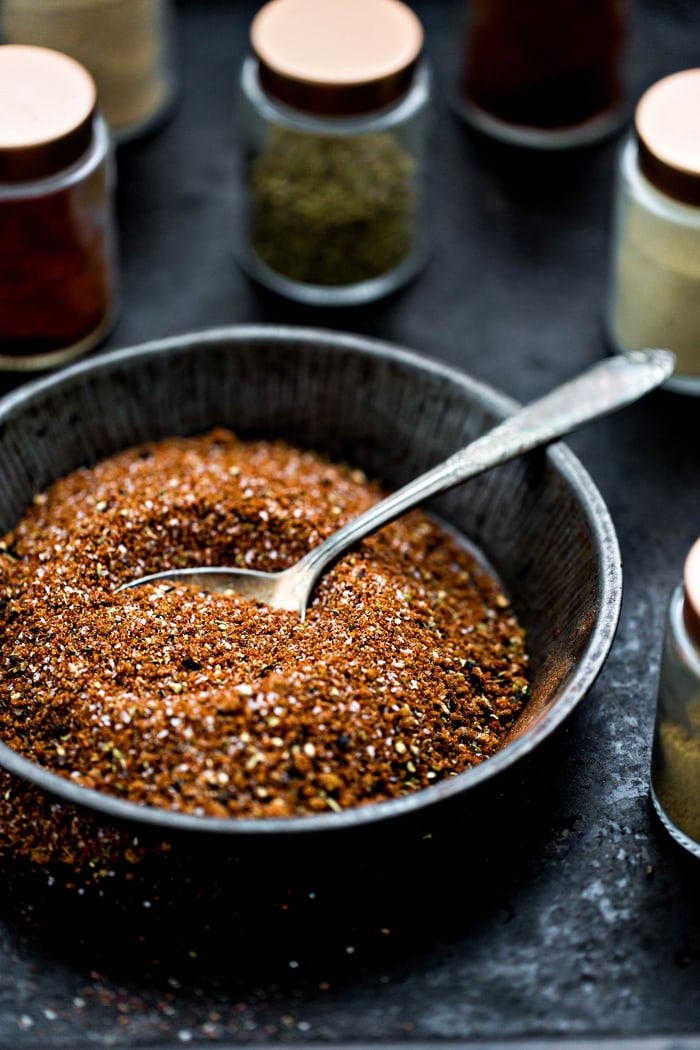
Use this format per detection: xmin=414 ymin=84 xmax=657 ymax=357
xmin=0 ymin=429 xmax=528 ymax=827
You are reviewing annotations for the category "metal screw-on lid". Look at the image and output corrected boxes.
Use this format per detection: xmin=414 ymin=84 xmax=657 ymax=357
xmin=0 ymin=44 xmax=96 ymax=183
xmin=250 ymin=0 xmax=424 ymax=117
xmin=635 ymin=68 xmax=700 ymax=207
xmin=684 ymin=538 xmax=700 ymax=648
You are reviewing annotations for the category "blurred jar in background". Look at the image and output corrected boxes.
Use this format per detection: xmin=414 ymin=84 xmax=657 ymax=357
xmin=1 ymin=0 xmax=176 ymax=143
xmin=457 ymin=0 xmax=628 ymax=149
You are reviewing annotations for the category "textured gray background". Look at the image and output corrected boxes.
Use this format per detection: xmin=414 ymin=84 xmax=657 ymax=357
xmin=0 ymin=0 xmax=699 ymax=1046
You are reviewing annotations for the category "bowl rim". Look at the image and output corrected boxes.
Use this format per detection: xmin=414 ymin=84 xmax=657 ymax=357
xmin=0 ymin=324 xmax=623 ymax=837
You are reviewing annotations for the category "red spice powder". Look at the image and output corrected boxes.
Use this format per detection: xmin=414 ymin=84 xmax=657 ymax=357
xmin=0 ymin=429 xmax=528 ymax=822
xmin=0 ymin=168 xmax=113 ymax=361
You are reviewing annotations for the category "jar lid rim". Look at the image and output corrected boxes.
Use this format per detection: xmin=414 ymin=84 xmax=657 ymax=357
xmin=251 ymin=0 xmax=423 ymax=116
xmin=635 ymin=68 xmax=700 ymax=207
xmin=0 ymin=44 xmax=96 ymax=182
xmin=684 ymin=537 xmax=700 ymax=648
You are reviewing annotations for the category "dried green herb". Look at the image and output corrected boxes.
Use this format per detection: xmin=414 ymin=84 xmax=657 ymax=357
xmin=249 ymin=127 xmax=417 ymax=286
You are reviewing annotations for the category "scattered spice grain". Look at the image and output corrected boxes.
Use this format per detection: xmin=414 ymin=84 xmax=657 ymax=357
xmin=0 ymin=430 xmax=528 ymax=825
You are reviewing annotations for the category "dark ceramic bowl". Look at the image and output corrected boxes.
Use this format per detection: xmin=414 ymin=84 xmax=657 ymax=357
xmin=0 ymin=325 xmax=622 ymax=843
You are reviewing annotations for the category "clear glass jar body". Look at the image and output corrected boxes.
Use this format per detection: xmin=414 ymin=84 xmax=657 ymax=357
xmin=607 ymin=136 xmax=700 ymax=395
xmin=650 ymin=583 xmax=700 ymax=858
xmin=455 ymin=0 xmax=628 ymax=149
xmin=0 ymin=116 xmax=118 ymax=372
xmin=237 ymin=56 xmax=431 ymax=306
xmin=1 ymin=0 xmax=176 ymax=143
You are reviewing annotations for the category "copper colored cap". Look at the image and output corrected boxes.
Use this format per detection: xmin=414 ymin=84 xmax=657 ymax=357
xmin=635 ymin=68 xmax=700 ymax=207
xmin=0 ymin=45 xmax=96 ymax=183
xmin=684 ymin=538 xmax=700 ymax=649
xmin=251 ymin=0 xmax=424 ymax=116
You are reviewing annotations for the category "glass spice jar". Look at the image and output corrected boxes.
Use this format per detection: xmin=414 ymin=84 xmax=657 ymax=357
xmin=650 ymin=539 xmax=700 ymax=860
xmin=0 ymin=44 xmax=118 ymax=371
xmin=607 ymin=69 xmax=700 ymax=396
xmin=237 ymin=0 xmax=431 ymax=306
xmin=455 ymin=0 xmax=628 ymax=149
xmin=1 ymin=0 xmax=176 ymax=143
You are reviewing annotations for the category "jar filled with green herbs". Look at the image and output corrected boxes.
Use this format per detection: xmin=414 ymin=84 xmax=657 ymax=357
xmin=238 ymin=0 xmax=431 ymax=306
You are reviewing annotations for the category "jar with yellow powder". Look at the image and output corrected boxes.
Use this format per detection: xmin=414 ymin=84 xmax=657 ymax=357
xmin=651 ymin=539 xmax=700 ymax=859
xmin=607 ymin=69 xmax=700 ymax=395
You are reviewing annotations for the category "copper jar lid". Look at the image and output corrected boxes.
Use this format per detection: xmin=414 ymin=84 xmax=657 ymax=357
xmin=635 ymin=68 xmax=700 ymax=207
xmin=0 ymin=44 xmax=96 ymax=183
xmin=250 ymin=0 xmax=424 ymax=117
xmin=684 ymin=538 xmax=700 ymax=649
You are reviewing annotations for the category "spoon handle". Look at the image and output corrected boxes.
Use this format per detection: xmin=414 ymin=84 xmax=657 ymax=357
xmin=297 ymin=349 xmax=674 ymax=583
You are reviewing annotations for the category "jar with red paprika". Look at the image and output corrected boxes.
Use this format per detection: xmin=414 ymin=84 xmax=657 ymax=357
xmin=0 ymin=44 xmax=117 ymax=371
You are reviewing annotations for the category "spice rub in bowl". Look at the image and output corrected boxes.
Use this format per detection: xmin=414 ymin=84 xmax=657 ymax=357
xmin=0 ymin=428 xmax=528 ymax=820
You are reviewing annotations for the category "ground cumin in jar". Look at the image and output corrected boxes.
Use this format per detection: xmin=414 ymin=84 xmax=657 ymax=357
xmin=2 ymin=0 xmax=175 ymax=143
xmin=0 ymin=430 xmax=528 ymax=825
xmin=607 ymin=70 xmax=700 ymax=395
xmin=650 ymin=539 xmax=700 ymax=858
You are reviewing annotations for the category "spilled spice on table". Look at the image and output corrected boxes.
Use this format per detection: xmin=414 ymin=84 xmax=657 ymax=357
xmin=0 ymin=429 xmax=528 ymax=831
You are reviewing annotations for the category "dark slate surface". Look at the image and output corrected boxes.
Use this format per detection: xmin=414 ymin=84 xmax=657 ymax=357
xmin=1 ymin=1 xmax=699 ymax=1047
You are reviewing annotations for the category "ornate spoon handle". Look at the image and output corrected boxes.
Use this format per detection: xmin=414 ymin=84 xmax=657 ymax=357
xmin=294 ymin=350 xmax=674 ymax=588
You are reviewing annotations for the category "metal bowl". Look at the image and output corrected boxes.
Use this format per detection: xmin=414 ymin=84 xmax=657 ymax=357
xmin=0 ymin=325 xmax=621 ymax=844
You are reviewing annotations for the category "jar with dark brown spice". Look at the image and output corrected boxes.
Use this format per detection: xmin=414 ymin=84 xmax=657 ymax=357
xmin=456 ymin=0 xmax=628 ymax=149
xmin=237 ymin=0 xmax=431 ymax=305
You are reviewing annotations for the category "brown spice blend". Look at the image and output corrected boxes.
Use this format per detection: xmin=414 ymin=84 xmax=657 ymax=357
xmin=0 ymin=429 xmax=528 ymax=822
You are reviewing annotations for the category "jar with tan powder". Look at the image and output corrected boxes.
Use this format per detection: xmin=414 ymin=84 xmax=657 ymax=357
xmin=651 ymin=539 xmax=700 ymax=859
xmin=237 ymin=0 xmax=431 ymax=305
xmin=1 ymin=0 xmax=175 ymax=142
xmin=607 ymin=69 xmax=700 ymax=395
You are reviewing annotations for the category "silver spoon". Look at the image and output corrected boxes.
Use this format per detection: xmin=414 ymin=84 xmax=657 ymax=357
xmin=117 ymin=349 xmax=674 ymax=616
